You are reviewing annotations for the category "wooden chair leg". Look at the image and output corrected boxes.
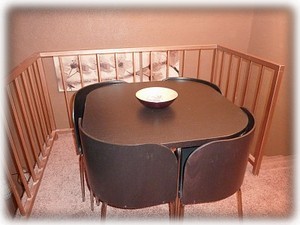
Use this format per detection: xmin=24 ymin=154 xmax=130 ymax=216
xmin=90 ymin=190 xmax=94 ymax=211
xmin=174 ymin=148 xmax=181 ymax=219
xmin=174 ymin=197 xmax=184 ymax=219
xmin=169 ymin=201 xmax=176 ymax=219
xmin=79 ymin=156 xmax=85 ymax=202
xmin=96 ymin=197 xmax=101 ymax=206
xmin=174 ymin=196 xmax=180 ymax=218
xmin=179 ymin=202 xmax=184 ymax=219
xmin=168 ymin=202 xmax=172 ymax=218
xmin=101 ymin=202 xmax=107 ymax=219
xmin=236 ymin=188 xmax=243 ymax=219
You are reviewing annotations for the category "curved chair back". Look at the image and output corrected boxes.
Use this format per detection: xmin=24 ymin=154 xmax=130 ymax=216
xmin=72 ymin=80 xmax=125 ymax=155
xmin=181 ymin=107 xmax=255 ymax=204
xmin=164 ymin=76 xmax=222 ymax=94
xmin=79 ymin=122 xmax=178 ymax=209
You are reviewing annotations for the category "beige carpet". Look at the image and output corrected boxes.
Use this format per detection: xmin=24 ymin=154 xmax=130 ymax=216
xmin=17 ymin=133 xmax=295 ymax=223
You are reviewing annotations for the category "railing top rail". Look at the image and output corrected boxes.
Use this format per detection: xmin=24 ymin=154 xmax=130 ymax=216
xmin=38 ymin=44 xmax=219 ymax=58
xmin=8 ymin=52 xmax=40 ymax=84
xmin=216 ymin=45 xmax=284 ymax=71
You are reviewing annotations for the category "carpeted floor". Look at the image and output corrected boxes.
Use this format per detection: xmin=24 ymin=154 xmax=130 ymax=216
xmin=18 ymin=133 xmax=295 ymax=223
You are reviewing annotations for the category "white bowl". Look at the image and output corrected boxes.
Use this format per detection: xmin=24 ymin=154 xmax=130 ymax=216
xmin=135 ymin=87 xmax=178 ymax=109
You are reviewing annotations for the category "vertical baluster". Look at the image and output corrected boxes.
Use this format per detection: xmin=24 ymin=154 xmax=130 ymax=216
xmin=166 ymin=51 xmax=170 ymax=78
xmin=96 ymin=54 xmax=102 ymax=82
xmin=114 ymin=53 xmax=119 ymax=80
xmin=36 ymin=57 xmax=56 ymax=132
xmin=232 ymin=57 xmax=242 ymax=104
xmin=196 ymin=49 xmax=201 ymax=79
xmin=211 ymin=48 xmax=218 ymax=84
xmin=241 ymin=61 xmax=252 ymax=107
xmin=6 ymin=86 xmax=37 ymax=182
xmin=77 ymin=55 xmax=85 ymax=87
xmin=132 ymin=52 xmax=136 ymax=83
xmin=14 ymin=78 xmax=41 ymax=168
xmin=224 ymin=54 xmax=233 ymax=97
xmin=5 ymin=165 xmax=26 ymax=215
xmin=139 ymin=52 xmax=143 ymax=82
xmin=181 ymin=50 xmax=186 ymax=77
xmin=217 ymin=51 xmax=225 ymax=88
xmin=58 ymin=57 xmax=72 ymax=127
xmin=252 ymin=66 xmax=264 ymax=113
xmin=150 ymin=52 xmax=153 ymax=81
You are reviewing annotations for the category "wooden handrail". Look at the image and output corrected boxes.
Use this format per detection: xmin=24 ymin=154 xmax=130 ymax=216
xmin=38 ymin=44 xmax=218 ymax=58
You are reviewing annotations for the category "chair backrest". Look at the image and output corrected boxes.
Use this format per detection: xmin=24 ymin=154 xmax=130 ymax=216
xmin=164 ymin=76 xmax=222 ymax=94
xmin=79 ymin=121 xmax=178 ymax=209
xmin=72 ymin=80 xmax=125 ymax=155
xmin=181 ymin=107 xmax=255 ymax=205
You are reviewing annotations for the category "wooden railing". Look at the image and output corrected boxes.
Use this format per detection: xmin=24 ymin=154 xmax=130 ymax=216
xmin=5 ymin=45 xmax=284 ymax=216
xmin=5 ymin=54 xmax=57 ymax=216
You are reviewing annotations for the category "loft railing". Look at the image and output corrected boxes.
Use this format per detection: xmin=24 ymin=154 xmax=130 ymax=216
xmin=5 ymin=54 xmax=56 ymax=216
xmin=5 ymin=44 xmax=284 ymax=216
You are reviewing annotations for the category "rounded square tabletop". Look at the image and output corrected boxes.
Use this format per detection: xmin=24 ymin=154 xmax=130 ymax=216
xmin=82 ymin=80 xmax=248 ymax=148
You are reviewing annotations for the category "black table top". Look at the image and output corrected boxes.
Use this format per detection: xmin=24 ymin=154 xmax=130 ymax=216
xmin=82 ymin=80 xmax=248 ymax=148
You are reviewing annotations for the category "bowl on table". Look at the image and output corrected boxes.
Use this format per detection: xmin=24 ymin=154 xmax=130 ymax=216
xmin=135 ymin=87 xmax=178 ymax=109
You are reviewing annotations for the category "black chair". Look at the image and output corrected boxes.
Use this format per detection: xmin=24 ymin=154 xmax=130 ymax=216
xmin=72 ymin=80 xmax=126 ymax=202
xmin=79 ymin=121 xmax=178 ymax=219
xmin=178 ymin=107 xmax=255 ymax=218
xmin=164 ymin=76 xmax=222 ymax=195
xmin=163 ymin=76 xmax=222 ymax=94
